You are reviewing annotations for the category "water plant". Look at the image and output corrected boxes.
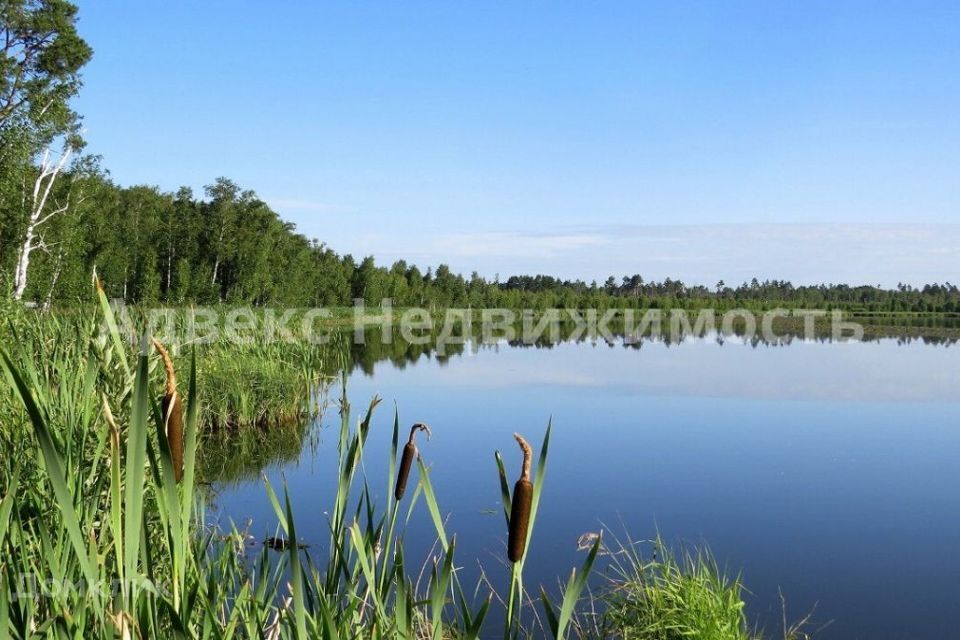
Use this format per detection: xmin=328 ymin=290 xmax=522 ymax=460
xmin=597 ymin=535 xmax=754 ymax=640
xmin=152 ymin=337 xmax=184 ymax=482
xmin=508 ymin=432 xmax=533 ymax=563
xmin=394 ymin=421 xmax=430 ymax=500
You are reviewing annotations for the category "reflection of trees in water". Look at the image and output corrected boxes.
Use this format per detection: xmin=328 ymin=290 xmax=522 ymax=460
xmin=345 ymin=329 xmax=468 ymax=376
xmin=857 ymin=314 xmax=960 ymax=330
xmin=198 ymin=419 xmax=317 ymax=486
xmin=340 ymin=322 xmax=958 ymax=377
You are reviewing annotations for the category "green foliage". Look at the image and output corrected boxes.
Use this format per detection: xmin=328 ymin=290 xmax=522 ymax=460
xmin=597 ymin=537 xmax=755 ymax=640
xmin=4 ymin=166 xmax=958 ymax=312
xmin=2 ymin=166 xmax=957 ymax=311
xmin=197 ymin=341 xmax=325 ymax=429
xmin=0 ymin=0 xmax=92 ymax=147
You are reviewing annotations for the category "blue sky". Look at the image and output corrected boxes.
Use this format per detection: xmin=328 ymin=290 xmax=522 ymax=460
xmin=74 ymin=1 xmax=959 ymax=285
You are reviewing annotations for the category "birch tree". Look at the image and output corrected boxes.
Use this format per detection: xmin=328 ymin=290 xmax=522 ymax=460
xmin=1 ymin=0 xmax=90 ymax=296
xmin=204 ymin=177 xmax=240 ymax=299
xmin=11 ymin=143 xmax=73 ymax=300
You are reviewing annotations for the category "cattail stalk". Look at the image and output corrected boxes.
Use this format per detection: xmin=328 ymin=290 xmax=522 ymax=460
xmin=394 ymin=423 xmax=431 ymax=500
xmin=508 ymin=433 xmax=533 ymax=563
xmin=151 ymin=338 xmax=184 ymax=483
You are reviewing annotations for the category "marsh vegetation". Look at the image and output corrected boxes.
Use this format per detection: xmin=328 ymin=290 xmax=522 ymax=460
xmin=0 ymin=289 xmax=831 ymax=638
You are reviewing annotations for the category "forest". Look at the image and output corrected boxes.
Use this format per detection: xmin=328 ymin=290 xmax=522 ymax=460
xmin=4 ymin=169 xmax=960 ymax=313
xmin=1 ymin=0 xmax=958 ymax=315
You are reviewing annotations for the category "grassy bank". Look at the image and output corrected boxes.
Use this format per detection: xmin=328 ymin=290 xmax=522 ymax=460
xmin=0 ymin=299 xmax=338 ymax=431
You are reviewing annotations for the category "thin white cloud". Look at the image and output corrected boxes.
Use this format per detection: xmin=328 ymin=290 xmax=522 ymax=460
xmin=434 ymin=231 xmax=610 ymax=259
xmin=346 ymin=223 xmax=960 ymax=287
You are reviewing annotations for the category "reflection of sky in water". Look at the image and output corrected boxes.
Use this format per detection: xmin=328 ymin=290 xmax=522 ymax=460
xmin=379 ymin=336 xmax=960 ymax=403
xmin=213 ymin=337 xmax=960 ymax=640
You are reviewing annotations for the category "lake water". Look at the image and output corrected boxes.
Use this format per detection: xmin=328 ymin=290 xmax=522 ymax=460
xmin=209 ymin=332 xmax=960 ymax=639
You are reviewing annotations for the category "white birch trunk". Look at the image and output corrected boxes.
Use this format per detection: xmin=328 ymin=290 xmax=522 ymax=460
xmin=43 ymin=245 xmax=64 ymax=311
xmin=211 ymin=220 xmax=226 ymax=287
xmin=12 ymin=147 xmax=72 ymax=301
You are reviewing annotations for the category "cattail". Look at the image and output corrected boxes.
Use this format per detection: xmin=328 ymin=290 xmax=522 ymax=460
xmin=508 ymin=433 xmax=533 ymax=563
xmin=394 ymin=422 xmax=431 ymax=500
xmin=151 ymin=338 xmax=184 ymax=483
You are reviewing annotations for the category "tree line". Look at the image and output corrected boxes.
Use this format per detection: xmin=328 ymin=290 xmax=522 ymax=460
xmin=1 ymin=1 xmax=958 ymax=314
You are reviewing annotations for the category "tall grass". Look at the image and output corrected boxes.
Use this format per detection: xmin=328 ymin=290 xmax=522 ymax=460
xmin=0 ymin=300 xmax=337 ymax=431
xmin=595 ymin=536 xmax=755 ymax=640
xmin=0 ymin=293 xmax=602 ymax=638
xmin=196 ymin=340 xmax=326 ymax=428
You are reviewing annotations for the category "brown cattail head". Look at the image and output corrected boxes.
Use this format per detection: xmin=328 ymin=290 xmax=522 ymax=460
xmin=152 ymin=338 xmax=183 ymax=483
xmin=508 ymin=433 xmax=534 ymax=563
xmin=395 ymin=423 xmax=431 ymax=501
xmin=150 ymin=338 xmax=177 ymax=396
xmin=162 ymin=393 xmax=184 ymax=483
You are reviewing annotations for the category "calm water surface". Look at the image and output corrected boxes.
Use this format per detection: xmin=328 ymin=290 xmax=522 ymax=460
xmin=211 ymin=334 xmax=960 ymax=639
